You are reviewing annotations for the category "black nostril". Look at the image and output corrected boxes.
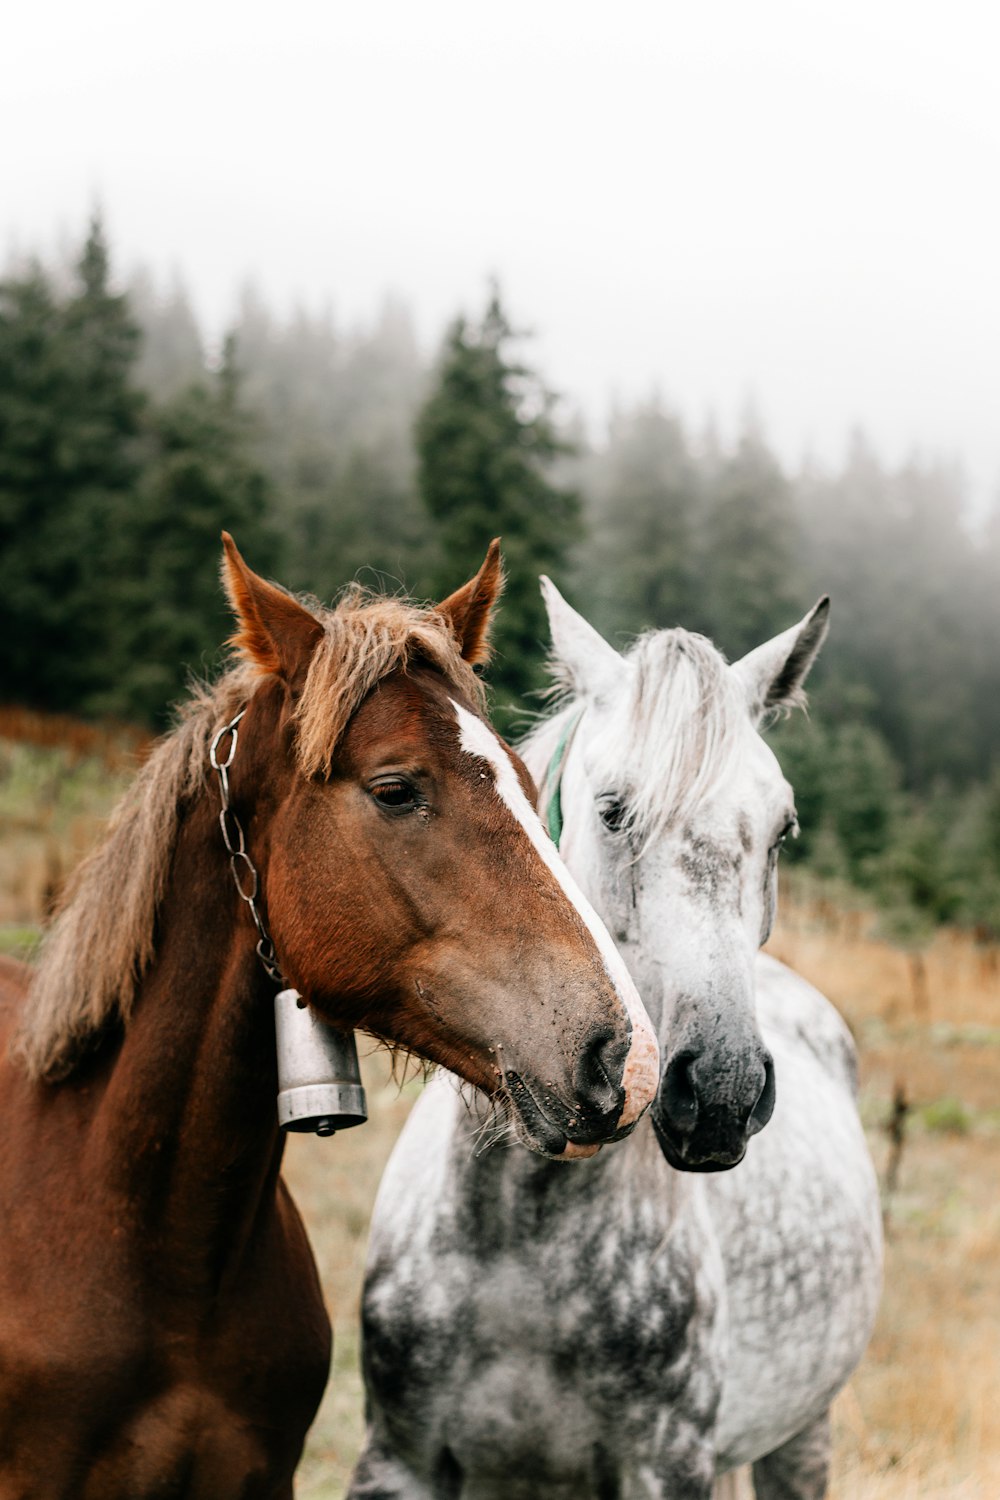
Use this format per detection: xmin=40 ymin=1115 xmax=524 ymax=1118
xmin=575 ymin=1028 xmax=628 ymax=1118
xmin=660 ymin=1050 xmax=699 ymax=1136
xmin=747 ymin=1051 xmax=776 ymax=1136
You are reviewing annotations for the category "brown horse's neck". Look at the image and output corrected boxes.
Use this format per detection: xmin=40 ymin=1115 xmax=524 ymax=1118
xmin=85 ymin=789 xmax=287 ymax=1295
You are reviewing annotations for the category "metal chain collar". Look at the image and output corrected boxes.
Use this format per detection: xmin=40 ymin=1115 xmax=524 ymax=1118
xmin=209 ymin=707 xmax=285 ymax=986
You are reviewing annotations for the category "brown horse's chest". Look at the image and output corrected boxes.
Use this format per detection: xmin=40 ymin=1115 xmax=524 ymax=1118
xmin=76 ymin=1383 xmax=278 ymax=1500
xmin=0 ymin=1376 xmax=285 ymax=1500
xmin=0 ymin=1183 xmax=331 ymax=1500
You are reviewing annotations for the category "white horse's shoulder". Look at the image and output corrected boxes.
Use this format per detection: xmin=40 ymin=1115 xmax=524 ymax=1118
xmin=754 ymin=953 xmax=859 ymax=1099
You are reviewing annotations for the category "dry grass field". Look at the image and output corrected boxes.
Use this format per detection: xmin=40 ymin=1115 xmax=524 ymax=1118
xmin=766 ymin=891 xmax=1000 ymax=1500
xmin=0 ymin=712 xmax=140 ymax=934
xmin=1 ymin=728 xmax=998 ymax=1498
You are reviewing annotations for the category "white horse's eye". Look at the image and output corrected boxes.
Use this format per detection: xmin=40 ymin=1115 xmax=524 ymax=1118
xmin=597 ymin=796 xmax=628 ymax=834
xmin=773 ymin=816 xmax=799 ymax=851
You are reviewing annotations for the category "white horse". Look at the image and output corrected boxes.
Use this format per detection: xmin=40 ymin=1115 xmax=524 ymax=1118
xmin=348 ymin=588 xmax=882 ymax=1500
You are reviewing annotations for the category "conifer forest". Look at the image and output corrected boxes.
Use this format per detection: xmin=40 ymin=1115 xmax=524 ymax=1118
xmin=2 ymin=216 xmax=1000 ymax=938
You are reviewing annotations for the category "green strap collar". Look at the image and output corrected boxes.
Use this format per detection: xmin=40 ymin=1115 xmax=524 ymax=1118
xmin=542 ymin=710 xmax=583 ymax=849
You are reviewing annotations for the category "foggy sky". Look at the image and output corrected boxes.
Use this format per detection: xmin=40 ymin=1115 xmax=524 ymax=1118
xmin=4 ymin=0 xmax=999 ymax=503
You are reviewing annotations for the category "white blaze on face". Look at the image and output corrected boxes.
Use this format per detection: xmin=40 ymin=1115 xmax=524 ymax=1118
xmin=452 ymin=701 xmax=659 ymax=1129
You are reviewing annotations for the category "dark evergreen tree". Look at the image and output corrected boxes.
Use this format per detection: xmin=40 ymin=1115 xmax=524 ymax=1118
xmin=96 ymin=338 xmax=280 ymax=724
xmin=770 ymin=715 xmax=899 ymax=880
xmin=416 ymin=291 xmax=580 ymax=715
xmin=227 ymin=290 xmax=429 ymax=600
xmin=0 ymin=216 xmax=144 ymax=712
xmin=0 ymin=264 xmax=70 ymax=702
xmin=797 ymin=435 xmax=993 ymax=788
xmin=4 ymin=218 xmax=1000 ymax=932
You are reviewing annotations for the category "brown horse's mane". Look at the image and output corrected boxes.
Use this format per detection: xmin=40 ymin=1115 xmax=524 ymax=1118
xmin=15 ymin=586 xmax=485 ymax=1083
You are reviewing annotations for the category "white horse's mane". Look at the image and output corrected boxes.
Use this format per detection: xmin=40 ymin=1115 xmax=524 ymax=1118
xmin=523 ymin=628 xmax=747 ymax=844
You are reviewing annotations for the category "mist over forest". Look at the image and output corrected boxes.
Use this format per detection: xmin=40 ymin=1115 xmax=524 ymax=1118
xmin=2 ymin=217 xmax=999 ymax=938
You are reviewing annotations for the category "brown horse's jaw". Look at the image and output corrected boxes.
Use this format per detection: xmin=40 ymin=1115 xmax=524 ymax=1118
xmin=503 ymin=1071 xmax=605 ymax=1161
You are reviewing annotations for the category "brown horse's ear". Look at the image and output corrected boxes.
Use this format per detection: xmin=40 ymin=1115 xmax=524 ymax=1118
xmin=221 ymin=532 xmax=324 ymax=685
xmin=434 ymin=538 xmax=505 ymax=665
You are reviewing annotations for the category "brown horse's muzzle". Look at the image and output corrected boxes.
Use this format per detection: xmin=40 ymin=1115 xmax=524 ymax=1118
xmin=503 ymin=1005 xmax=660 ymax=1160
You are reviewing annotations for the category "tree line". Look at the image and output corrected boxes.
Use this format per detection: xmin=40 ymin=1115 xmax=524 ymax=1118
xmin=2 ymin=218 xmax=999 ymax=934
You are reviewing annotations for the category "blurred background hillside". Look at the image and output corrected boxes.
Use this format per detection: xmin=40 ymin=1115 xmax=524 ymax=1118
xmin=2 ymin=213 xmax=999 ymax=943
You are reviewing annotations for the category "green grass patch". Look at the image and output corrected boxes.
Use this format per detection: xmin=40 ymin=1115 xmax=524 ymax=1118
xmin=0 ymin=925 xmax=41 ymax=959
xmin=920 ymin=1097 xmax=973 ymax=1136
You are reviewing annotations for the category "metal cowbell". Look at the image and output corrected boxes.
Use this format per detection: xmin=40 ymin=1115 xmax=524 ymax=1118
xmin=274 ymin=988 xmax=368 ymax=1136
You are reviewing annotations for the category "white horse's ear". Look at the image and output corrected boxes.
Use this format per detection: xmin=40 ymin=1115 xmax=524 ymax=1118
xmin=732 ymin=597 xmax=830 ymax=722
xmin=540 ymin=576 xmax=625 ymax=700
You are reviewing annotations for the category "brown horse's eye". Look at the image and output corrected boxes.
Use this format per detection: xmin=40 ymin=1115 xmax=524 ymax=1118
xmin=370 ymin=779 xmax=418 ymax=812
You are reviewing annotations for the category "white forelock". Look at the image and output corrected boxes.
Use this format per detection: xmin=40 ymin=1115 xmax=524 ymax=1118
xmin=526 ymin=628 xmax=747 ymax=846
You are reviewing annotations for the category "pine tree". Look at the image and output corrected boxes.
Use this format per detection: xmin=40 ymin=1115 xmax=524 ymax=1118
xmin=96 ymin=338 xmax=280 ymax=723
xmin=416 ymin=291 xmax=580 ymax=715
xmin=0 ymin=216 xmax=144 ymax=712
xmin=225 ymin=290 xmax=430 ymax=600
xmin=798 ymin=434 xmax=992 ymax=788
xmin=0 ymin=224 xmax=280 ymax=726
xmin=0 ymin=265 xmax=69 ymax=701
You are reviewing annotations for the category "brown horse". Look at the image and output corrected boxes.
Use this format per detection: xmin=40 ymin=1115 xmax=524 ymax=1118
xmin=0 ymin=537 xmax=657 ymax=1500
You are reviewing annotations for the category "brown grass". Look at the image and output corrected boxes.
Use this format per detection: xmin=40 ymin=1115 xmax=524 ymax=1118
xmin=0 ymin=704 xmax=152 ymax=769
xmin=824 ymin=1129 xmax=1000 ymax=1499
xmin=770 ymin=875 xmax=1000 ymax=1032
xmin=0 ymin=734 xmax=135 ymax=931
